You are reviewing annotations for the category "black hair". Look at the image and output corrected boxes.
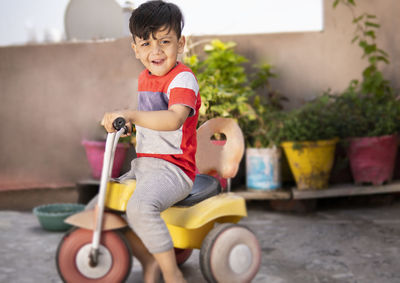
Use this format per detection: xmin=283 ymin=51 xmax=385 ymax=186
xmin=129 ymin=0 xmax=184 ymax=42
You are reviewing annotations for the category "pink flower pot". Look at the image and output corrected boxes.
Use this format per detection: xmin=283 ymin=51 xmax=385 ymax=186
xmin=347 ymin=134 xmax=398 ymax=185
xmin=82 ymin=140 xmax=129 ymax=179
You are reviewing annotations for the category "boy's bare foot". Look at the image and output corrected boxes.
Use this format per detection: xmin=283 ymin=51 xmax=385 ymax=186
xmin=143 ymin=258 xmax=161 ymax=283
xmin=153 ymin=249 xmax=186 ymax=283
xmin=162 ymin=269 xmax=186 ymax=283
xmin=174 ymin=270 xmax=187 ymax=283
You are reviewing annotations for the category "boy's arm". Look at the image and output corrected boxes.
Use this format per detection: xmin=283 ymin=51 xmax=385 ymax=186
xmin=102 ymin=104 xmax=191 ymax=133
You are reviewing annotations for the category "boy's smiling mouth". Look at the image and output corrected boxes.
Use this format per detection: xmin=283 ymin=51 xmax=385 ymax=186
xmin=152 ymin=59 xmax=165 ymax=65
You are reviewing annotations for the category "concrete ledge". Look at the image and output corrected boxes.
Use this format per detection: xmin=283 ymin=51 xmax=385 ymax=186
xmin=292 ymin=181 xmax=400 ymax=199
xmin=0 ymin=186 xmax=78 ymax=211
xmin=235 ymin=181 xmax=400 ymax=200
xmin=0 ymin=181 xmax=76 ymax=191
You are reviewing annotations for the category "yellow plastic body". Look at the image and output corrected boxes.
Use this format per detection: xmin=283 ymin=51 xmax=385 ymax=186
xmin=103 ymin=180 xmax=247 ymax=249
xmin=162 ymin=193 xmax=247 ymax=249
xmin=105 ymin=180 xmax=136 ymax=211
xmin=281 ymin=139 xmax=338 ymax=190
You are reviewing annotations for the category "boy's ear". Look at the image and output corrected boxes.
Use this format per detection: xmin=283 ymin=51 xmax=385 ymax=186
xmin=178 ymin=36 xmax=185 ymax=54
xmin=131 ymin=42 xmax=139 ymax=59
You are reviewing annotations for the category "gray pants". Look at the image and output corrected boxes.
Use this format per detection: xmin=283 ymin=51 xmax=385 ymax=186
xmin=88 ymin=157 xmax=193 ymax=254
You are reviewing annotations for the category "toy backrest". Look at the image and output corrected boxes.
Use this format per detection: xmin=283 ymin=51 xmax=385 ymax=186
xmin=196 ymin=118 xmax=245 ymax=179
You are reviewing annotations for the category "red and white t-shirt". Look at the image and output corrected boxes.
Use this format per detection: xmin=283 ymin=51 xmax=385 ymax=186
xmin=135 ymin=62 xmax=201 ymax=181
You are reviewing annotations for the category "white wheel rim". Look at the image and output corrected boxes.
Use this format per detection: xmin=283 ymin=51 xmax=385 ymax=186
xmin=209 ymin=225 xmax=261 ymax=282
xmin=76 ymin=244 xmax=113 ymax=279
xmin=229 ymin=244 xmax=252 ymax=274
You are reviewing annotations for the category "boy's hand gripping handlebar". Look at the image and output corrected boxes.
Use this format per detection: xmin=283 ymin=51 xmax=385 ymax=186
xmin=90 ymin=117 xmax=128 ymax=266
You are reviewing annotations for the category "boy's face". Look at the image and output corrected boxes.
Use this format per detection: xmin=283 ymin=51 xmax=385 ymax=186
xmin=132 ymin=28 xmax=185 ymax=77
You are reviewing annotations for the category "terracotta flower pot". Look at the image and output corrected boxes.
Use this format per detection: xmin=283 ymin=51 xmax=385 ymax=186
xmin=82 ymin=140 xmax=129 ymax=179
xmin=347 ymin=134 xmax=398 ymax=185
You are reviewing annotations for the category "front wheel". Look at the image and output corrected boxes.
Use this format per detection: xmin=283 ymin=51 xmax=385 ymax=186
xmin=200 ymin=223 xmax=261 ymax=283
xmin=56 ymin=228 xmax=132 ymax=283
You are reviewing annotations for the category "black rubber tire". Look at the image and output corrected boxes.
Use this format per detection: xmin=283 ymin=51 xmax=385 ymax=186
xmin=200 ymin=223 xmax=261 ymax=283
xmin=56 ymin=228 xmax=132 ymax=283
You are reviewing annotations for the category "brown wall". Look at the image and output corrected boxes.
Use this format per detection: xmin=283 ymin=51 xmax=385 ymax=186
xmin=1 ymin=0 xmax=399 ymax=190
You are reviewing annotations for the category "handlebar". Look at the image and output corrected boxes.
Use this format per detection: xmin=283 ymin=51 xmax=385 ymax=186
xmin=112 ymin=117 xmax=128 ymax=134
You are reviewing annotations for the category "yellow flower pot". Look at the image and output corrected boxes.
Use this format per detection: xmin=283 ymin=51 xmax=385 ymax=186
xmin=281 ymin=139 xmax=338 ymax=190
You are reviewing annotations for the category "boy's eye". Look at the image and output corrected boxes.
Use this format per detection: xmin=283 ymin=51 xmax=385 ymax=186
xmin=141 ymin=42 xmax=149 ymax=47
xmin=161 ymin=40 xmax=170 ymax=44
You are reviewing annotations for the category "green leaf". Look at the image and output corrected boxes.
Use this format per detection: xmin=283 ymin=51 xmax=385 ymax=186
xmin=333 ymin=0 xmax=340 ymax=8
xmin=348 ymin=0 xmax=356 ymax=6
xmin=351 ymin=35 xmax=359 ymax=43
xmin=203 ymin=44 xmax=213 ymax=52
xmin=365 ymin=21 xmax=380 ymax=28
xmin=358 ymin=40 xmax=368 ymax=48
xmin=377 ymin=49 xmax=389 ymax=57
xmin=364 ymin=43 xmax=377 ymax=55
xmin=353 ymin=15 xmax=364 ymax=23
xmin=364 ymin=30 xmax=376 ymax=39
xmin=368 ymin=56 xmax=377 ymax=65
xmin=376 ymin=56 xmax=389 ymax=64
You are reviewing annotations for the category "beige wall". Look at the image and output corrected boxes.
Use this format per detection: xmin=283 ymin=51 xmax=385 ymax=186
xmin=197 ymin=0 xmax=400 ymax=108
xmin=1 ymin=0 xmax=399 ymax=190
xmin=0 ymin=38 xmax=142 ymax=190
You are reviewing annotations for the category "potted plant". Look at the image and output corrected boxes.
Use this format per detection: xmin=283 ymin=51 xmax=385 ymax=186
xmin=280 ymin=94 xmax=339 ymax=190
xmin=245 ymin=108 xmax=286 ymax=190
xmin=184 ymin=39 xmax=257 ymax=130
xmin=184 ymin=39 xmax=258 ymax=188
xmin=244 ymin=64 xmax=288 ymax=191
xmin=185 ymin=40 xmax=291 ymax=190
xmin=333 ymin=0 xmax=400 ymax=185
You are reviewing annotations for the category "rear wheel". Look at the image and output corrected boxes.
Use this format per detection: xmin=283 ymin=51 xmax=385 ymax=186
xmin=200 ymin=223 xmax=261 ymax=283
xmin=174 ymin=248 xmax=193 ymax=266
xmin=56 ymin=228 xmax=132 ymax=283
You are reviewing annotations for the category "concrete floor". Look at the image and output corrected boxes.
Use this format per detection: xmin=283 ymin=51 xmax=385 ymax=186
xmin=1 ymin=196 xmax=400 ymax=283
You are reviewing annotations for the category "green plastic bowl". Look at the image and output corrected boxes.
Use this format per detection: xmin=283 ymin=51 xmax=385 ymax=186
xmin=33 ymin=203 xmax=85 ymax=231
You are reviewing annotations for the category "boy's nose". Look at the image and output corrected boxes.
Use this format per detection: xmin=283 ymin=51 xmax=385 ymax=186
xmin=151 ymin=44 xmax=162 ymax=55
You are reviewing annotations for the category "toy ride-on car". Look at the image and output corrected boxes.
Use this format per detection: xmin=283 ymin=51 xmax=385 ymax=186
xmin=56 ymin=117 xmax=261 ymax=283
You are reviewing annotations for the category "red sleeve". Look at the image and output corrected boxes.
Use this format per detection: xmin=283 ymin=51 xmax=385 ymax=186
xmin=169 ymin=87 xmax=197 ymax=116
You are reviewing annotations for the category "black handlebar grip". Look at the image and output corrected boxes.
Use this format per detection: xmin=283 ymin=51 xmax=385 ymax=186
xmin=113 ymin=117 xmax=126 ymax=131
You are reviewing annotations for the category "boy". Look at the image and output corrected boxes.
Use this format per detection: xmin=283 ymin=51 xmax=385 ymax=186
xmin=102 ymin=1 xmax=200 ymax=282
